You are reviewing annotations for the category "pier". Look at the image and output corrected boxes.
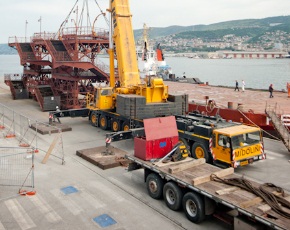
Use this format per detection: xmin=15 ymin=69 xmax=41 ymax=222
xmin=223 ymin=51 xmax=287 ymax=59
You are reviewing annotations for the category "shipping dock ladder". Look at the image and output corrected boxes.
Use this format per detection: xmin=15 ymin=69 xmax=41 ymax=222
xmin=265 ymin=104 xmax=290 ymax=152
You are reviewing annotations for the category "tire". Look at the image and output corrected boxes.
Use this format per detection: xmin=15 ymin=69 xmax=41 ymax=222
xmin=182 ymin=192 xmax=205 ymax=223
xmin=111 ymin=119 xmax=120 ymax=132
xmin=122 ymin=120 xmax=130 ymax=131
xmin=90 ymin=112 xmax=99 ymax=127
xmin=192 ymin=142 xmax=211 ymax=163
xmin=99 ymin=115 xmax=108 ymax=130
xmin=163 ymin=182 xmax=183 ymax=211
xmin=179 ymin=137 xmax=190 ymax=152
xmin=146 ymin=173 xmax=164 ymax=199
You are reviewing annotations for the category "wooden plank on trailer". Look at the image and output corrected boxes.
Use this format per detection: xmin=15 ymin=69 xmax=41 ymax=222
xmin=216 ymin=186 xmax=240 ymax=195
xmin=258 ymin=204 xmax=271 ymax=213
xmin=191 ymin=167 xmax=234 ymax=186
xmin=154 ymin=157 xmax=192 ymax=168
xmin=168 ymin=158 xmax=205 ymax=174
xmin=239 ymin=197 xmax=263 ymax=208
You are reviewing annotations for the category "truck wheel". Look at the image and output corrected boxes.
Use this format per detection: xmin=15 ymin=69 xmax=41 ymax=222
xmin=122 ymin=121 xmax=130 ymax=131
xmin=192 ymin=143 xmax=210 ymax=163
xmin=99 ymin=115 xmax=108 ymax=130
xmin=179 ymin=137 xmax=190 ymax=151
xmin=182 ymin=192 xmax=205 ymax=223
xmin=163 ymin=182 xmax=183 ymax=211
xmin=111 ymin=119 xmax=120 ymax=132
xmin=146 ymin=173 xmax=164 ymax=199
xmin=90 ymin=113 xmax=99 ymax=127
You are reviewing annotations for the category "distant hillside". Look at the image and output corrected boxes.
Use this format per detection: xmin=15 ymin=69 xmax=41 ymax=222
xmin=0 ymin=44 xmax=17 ymax=55
xmin=134 ymin=15 xmax=290 ymax=40
xmin=1 ymin=15 xmax=290 ymax=54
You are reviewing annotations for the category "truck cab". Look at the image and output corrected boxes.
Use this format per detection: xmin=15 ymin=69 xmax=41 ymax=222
xmin=212 ymin=125 xmax=264 ymax=168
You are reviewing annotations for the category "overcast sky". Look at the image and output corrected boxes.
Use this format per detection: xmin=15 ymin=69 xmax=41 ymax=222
xmin=1 ymin=0 xmax=290 ymax=43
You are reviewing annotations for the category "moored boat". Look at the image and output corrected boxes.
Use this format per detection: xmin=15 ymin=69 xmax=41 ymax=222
xmin=136 ymin=23 xmax=173 ymax=80
xmin=188 ymin=102 xmax=275 ymax=136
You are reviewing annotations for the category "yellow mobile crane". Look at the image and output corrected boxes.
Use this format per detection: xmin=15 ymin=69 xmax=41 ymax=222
xmin=50 ymin=0 xmax=265 ymax=169
xmin=85 ymin=0 xmax=187 ymax=131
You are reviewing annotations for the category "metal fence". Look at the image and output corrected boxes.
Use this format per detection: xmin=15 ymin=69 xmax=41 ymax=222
xmin=0 ymin=105 xmax=39 ymax=149
xmin=0 ymin=147 xmax=35 ymax=191
xmin=0 ymin=103 xmax=65 ymax=199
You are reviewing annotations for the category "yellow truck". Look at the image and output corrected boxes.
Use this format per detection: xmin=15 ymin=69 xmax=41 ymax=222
xmin=176 ymin=113 xmax=265 ymax=168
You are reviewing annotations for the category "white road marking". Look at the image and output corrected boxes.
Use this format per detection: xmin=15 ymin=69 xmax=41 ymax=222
xmin=50 ymin=189 xmax=83 ymax=216
xmin=28 ymin=194 xmax=62 ymax=223
xmin=265 ymin=156 xmax=275 ymax=160
xmin=75 ymin=186 xmax=106 ymax=209
xmin=264 ymin=150 xmax=284 ymax=158
xmin=90 ymin=182 xmax=124 ymax=203
xmin=0 ymin=221 xmax=5 ymax=230
xmin=5 ymin=199 xmax=36 ymax=230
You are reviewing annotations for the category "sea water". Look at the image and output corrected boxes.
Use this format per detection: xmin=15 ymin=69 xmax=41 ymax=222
xmin=1 ymin=55 xmax=290 ymax=91
xmin=166 ymin=57 xmax=290 ymax=91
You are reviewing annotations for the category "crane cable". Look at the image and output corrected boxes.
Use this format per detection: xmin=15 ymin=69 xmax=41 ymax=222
xmin=55 ymin=0 xmax=79 ymax=39
xmin=210 ymin=174 xmax=290 ymax=219
xmin=94 ymin=0 xmax=109 ymax=26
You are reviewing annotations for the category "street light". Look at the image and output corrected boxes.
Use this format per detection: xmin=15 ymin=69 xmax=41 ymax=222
xmin=25 ymin=20 xmax=28 ymax=42
xmin=92 ymin=13 xmax=106 ymax=36
xmin=38 ymin=16 xmax=42 ymax=35
xmin=71 ymin=19 xmax=77 ymax=34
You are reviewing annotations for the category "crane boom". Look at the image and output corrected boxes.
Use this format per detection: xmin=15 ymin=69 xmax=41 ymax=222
xmin=110 ymin=0 xmax=140 ymax=87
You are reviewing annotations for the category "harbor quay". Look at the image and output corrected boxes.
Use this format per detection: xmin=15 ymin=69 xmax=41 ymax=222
xmin=0 ymin=83 xmax=226 ymax=229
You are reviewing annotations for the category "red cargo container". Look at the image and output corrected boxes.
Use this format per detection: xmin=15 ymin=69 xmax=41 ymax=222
xmin=134 ymin=116 xmax=179 ymax=160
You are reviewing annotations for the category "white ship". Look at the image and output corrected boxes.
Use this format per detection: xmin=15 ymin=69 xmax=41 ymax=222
xmin=136 ymin=24 xmax=172 ymax=79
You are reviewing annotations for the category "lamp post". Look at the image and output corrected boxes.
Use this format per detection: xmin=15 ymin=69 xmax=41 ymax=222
xmin=25 ymin=20 xmax=28 ymax=42
xmin=71 ymin=19 xmax=77 ymax=34
xmin=38 ymin=16 xmax=42 ymax=35
xmin=92 ymin=13 xmax=106 ymax=36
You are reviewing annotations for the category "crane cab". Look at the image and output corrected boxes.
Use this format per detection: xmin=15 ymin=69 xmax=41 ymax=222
xmin=86 ymin=87 xmax=114 ymax=110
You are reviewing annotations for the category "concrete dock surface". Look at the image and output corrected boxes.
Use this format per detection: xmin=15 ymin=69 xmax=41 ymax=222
xmin=166 ymin=81 xmax=290 ymax=115
xmin=0 ymin=82 xmax=289 ymax=230
xmin=0 ymin=83 xmax=227 ymax=229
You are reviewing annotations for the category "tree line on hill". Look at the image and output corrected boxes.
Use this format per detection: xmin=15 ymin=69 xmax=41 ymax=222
xmin=1 ymin=15 xmax=290 ymax=54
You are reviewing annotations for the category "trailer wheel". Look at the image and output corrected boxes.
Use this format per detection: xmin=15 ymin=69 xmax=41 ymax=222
xmin=111 ymin=119 xmax=120 ymax=132
xmin=182 ymin=192 xmax=205 ymax=223
xmin=99 ymin=115 xmax=108 ymax=130
xmin=90 ymin=113 xmax=99 ymax=127
xmin=122 ymin=121 xmax=130 ymax=131
xmin=163 ymin=182 xmax=183 ymax=211
xmin=146 ymin=173 xmax=164 ymax=199
xmin=192 ymin=143 xmax=210 ymax=163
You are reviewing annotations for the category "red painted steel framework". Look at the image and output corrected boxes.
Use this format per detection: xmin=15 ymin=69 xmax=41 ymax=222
xmin=7 ymin=25 xmax=110 ymax=109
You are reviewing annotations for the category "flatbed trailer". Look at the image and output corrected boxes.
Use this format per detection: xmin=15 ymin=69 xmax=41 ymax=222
xmin=126 ymin=154 xmax=290 ymax=229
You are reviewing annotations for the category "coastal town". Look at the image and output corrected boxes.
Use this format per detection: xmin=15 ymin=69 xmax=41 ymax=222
xmin=138 ymin=28 xmax=290 ymax=58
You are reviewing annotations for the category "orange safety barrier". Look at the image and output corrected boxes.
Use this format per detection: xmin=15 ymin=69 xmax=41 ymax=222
xmin=5 ymin=133 xmax=16 ymax=138
xmin=19 ymin=143 xmax=30 ymax=147
xmin=287 ymin=83 xmax=290 ymax=98
xmin=19 ymin=190 xmax=36 ymax=196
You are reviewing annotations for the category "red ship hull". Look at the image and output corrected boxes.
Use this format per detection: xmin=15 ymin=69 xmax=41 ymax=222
xmin=188 ymin=102 xmax=276 ymax=136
